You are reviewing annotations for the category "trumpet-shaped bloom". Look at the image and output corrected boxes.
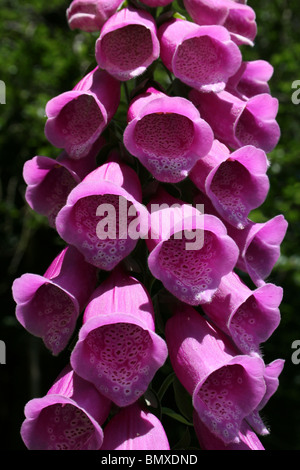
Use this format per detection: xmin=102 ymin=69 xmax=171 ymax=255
xmin=165 ymin=304 xmax=267 ymax=444
xmin=55 ymin=158 xmax=149 ymax=271
xmin=67 ymin=0 xmax=125 ymax=32
xmin=146 ymin=188 xmax=239 ymax=305
xmin=21 ymin=364 xmax=111 ymax=450
xmin=70 ymin=268 xmax=168 ymax=407
xmin=12 ymin=246 xmax=97 ymax=355
xmin=23 ymin=137 xmax=105 ymax=228
xmin=226 ymin=60 xmax=274 ymax=100
xmin=95 ymin=7 xmax=160 ymax=81
xmin=183 ymin=0 xmax=257 ymax=46
xmin=189 ymin=139 xmax=270 ymax=229
xmin=193 ymin=413 xmax=265 ymax=450
xmin=189 ymin=88 xmax=280 ymax=153
xmin=201 ymin=271 xmax=282 ymax=354
xmin=158 ymin=18 xmax=242 ymax=93
xmin=123 ymin=86 xmax=214 ymax=183
xmin=101 ymin=402 xmax=170 ymax=450
xmin=44 ymin=67 xmax=120 ymax=159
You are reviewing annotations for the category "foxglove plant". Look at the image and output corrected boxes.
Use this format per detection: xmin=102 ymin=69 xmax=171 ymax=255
xmin=14 ymin=0 xmax=287 ymax=452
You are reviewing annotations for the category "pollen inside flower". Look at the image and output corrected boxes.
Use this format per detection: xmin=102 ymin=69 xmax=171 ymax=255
xmin=158 ymin=230 xmax=217 ymax=291
xmin=174 ymin=36 xmax=226 ymax=87
xmin=56 ymin=95 xmax=104 ymax=158
xmin=30 ymin=283 xmax=76 ymax=355
xmin=84 ymin=322 xmax=153 ymax=405
xmin=33 ymin=403 xmax=96 ymax=450
xmin=195 ymin=364 xmax=249 ymax=443
xmin=71 ymin=194 xmax=137 ymax=270
xmin=100 ymin=24 xmax=153 ymax=72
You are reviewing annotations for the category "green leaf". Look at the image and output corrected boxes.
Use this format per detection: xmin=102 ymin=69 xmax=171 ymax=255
xmin=161 ymin=407 xmax=194 ymax=426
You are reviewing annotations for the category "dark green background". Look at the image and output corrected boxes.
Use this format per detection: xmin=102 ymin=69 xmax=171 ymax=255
xmin=0 ymin=0 xmax=299 ymax=450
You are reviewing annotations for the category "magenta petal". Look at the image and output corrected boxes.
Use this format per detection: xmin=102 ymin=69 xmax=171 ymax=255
xmin=123 ymin=87 xmax=213 ymax=183
xmin=95 ymin=7 xmax=160 ymax=81
xmin=202 ymin=271 xmax=282 ymax=354
xmin=21 ymin=365 xmax=111 ymax=450
xmin=67 ymin=0 xmax=125 ymax=32
xmin=12 ymin=246 xmax=97 ymax=355
xmin=139 ymin=0 xmax=173 ymax=6
xmin=101 ymin=402 xmax=170 ymax=450
xmin=70 ymin=269 xmax=168 ymax=407
xmin=158 ymin=18 xmax=242 ymax=93
xmin=165 ymin=305 xmax=266 ymax=444
xmin=227 ymin=60 xmax=274 ymax=99
xmin=55 ymin=161 xmax=149 ymax=271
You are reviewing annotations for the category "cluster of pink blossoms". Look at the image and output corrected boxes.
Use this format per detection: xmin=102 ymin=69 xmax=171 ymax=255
xmin=12 ymin=0 xmax=288 ymax=451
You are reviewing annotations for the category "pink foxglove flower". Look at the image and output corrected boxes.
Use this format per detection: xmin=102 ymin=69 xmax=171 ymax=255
xmin=201 ymin=271 xmax=282 ymax=354
xmin=146 ymin=187 xmax=239 ymax=305
xmin=70 ymin=267 xmax=168 ymax=407
xmin=193 ymin=412 xmax=265 ymax=450
xmin=123 ymin=86 xmax=214 ymax=183
xmin=189 ymin=139 xmax=270 ymax=229
xmin=21 ymin=364 xmax=111 ymax=450
xmin=55 ymin=157 xmax=149 ymax=271
xmin=165 ymin=304 xmax=268 ymax=444
xmin=67 ymin=0 xmax=125 ymax=32
xmin=12 ymin=246 xmax=97 ymax=355
xmin=95 ymin=6 xmax=160 ymax=81
xmin=23 ymin=137 xmax=105 ymax=228
xmin=101 ymin=402 xmax=170 ymax=450
xmin=226 ymin=60 xmax=274 ymax=99
xmin=189 ymin=88 xmax=280 ymax=153
xmin=158 ymin=17 xmax=242 ymax=93
xmin=183 ymin=0 xmax=257 ymax=46
xmin=44 ymin=66 xmax=120 ymax=159
xmin=139 ymin=0 xmax=173 ymax=6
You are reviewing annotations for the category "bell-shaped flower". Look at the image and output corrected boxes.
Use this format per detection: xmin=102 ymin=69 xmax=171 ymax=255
xmin=189 ymin=88 xmax=280 ymax=153
xmin=21 ymin=364 xmax=111 ymax=450
xmin=146 ymin=187 xmax=239 ymax=305
xmin=67 ymin=0 xmax=125 ymax=32
xmin=183 ymin=0 xmax=257 ymax=46
xmin=23 ymin=137 xmax=105 ymax=228
xmin=95 ymin=6 xmax=160 ymax=81
xmin=12 ymin=246 xmax=97 ymax=355
xmin=201 ymin=271 xmax=282 ymax=354
xmin=101 ymin=402 xmax=170 ymax=450
xmin=44 ymin=66 xmax=120 ymax=159
xmin=70 ymin=267 xmax=168 ymax=407
xmin=123 ymin=86 xmax=214 ymax=183
xmin=226 ymin=60 xmax=274 ymax=100
xmin=189 ymin=139 xmax=270 ymax=229
xmin=193 ymin=412 xmax=265 ymax=450
xmin=165 ymin=304 xmax=268 ymax=444
xmin=158 ymin=17 xmax=242 ymax=93
xmin=55 ymin=156 xmax=149 ymax=271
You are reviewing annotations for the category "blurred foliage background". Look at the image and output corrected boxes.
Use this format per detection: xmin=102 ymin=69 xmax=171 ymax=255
xmin=0 ymin=0 xmax=299 ymax=450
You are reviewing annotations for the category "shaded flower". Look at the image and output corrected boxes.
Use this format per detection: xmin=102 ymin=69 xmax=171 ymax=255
xmin=226 ymin=60 xmax=274 ymax=99
xmin=12 ymin=246 xmax=97 ymax=355
xmin=158 ymin=17 xmax=242 ymax=93
xmin=189 ymin=88 xmax=280 ymax=153
xmin=189 ymin=139 xmax=270 ymax=229
xmin=44 ymin=67 xmax=120 ymax=159
xmin=201 ymin=271 xmax=282 ymax=354
xmin=123 ymin=86 xmax=214 ymax=183
xmin=55 ymin=157 xmax=149 ymax=271
xmin=70 ymin=267 xmax=168 ymax=407
xmin=67 ymin=0 xmax=125 ymax=32
xmin=183 ymin=0 xmax=257 ymax=46
xmin=95 ymin=6 xmax=160 ymax=81
xmin=21 ymin=364 xmax=111 ymax=450
xmin=101 ymin=402 xmax=170 ymax=450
